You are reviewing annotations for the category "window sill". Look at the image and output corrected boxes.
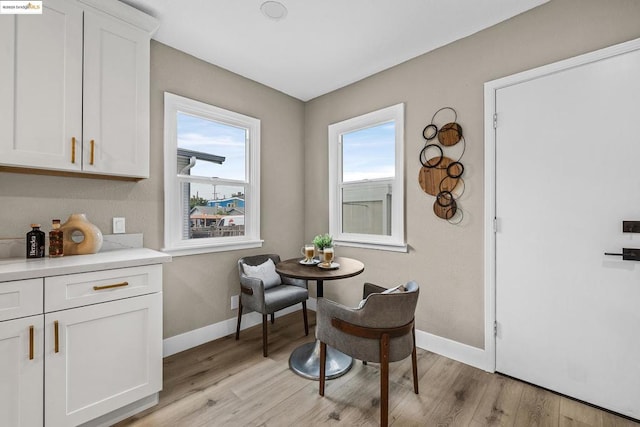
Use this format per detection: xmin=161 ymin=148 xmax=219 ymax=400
xmin=334 ymin=239 xmax=408 ymax=253
xmin=162 ymin=239 xmax=264 ymax=257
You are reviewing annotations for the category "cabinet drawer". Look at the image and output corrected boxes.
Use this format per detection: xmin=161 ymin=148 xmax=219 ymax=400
xmin=0 ymin=278 xmax=43 ymax=322
xmin=44 ymin=264 xmax=161 ymax=312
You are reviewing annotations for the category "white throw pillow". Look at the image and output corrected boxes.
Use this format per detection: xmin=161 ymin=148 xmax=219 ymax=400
xmin=242 ymin=258 xmax=281 ymax=289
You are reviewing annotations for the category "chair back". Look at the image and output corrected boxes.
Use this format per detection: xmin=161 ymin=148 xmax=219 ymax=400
xmin=238 ymin=254 xmax=282 ymax=285
xmin=359 ymin=281 xmax=419 ymax=329
xmin=316 ymin=281 xmax=419 ymax=363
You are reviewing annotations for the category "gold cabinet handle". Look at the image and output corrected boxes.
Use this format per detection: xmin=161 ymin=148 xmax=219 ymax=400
xmin=54 ymin=320 xmax=59 ymax=353
xmin=93 ymin=281 xmax=129 ymax=291
xmin=90 ymin=139 xmax=95 ymax=165
xmin=71 ymin=137 xmax=76 ymax=164
xmin=29 ymin=325 xmax=34 ymax=360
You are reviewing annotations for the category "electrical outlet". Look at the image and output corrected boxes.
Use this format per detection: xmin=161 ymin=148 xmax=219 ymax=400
xmin=113 ymin=217 xmax=126 ymax=234
xmin=231 ymin=295 xmax=239 ymax=310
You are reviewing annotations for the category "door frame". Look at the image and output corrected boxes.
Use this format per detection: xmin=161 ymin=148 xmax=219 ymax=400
xmin=482 ymin=37 xmax=640 ymax=372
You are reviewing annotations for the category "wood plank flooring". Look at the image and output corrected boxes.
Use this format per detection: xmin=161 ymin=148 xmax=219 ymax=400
xmin=116 ymin=311 xmax=639 ymax=427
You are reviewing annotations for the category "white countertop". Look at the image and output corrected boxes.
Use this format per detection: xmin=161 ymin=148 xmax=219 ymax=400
xmin=0 ymin=248 xmax=171 ymax=282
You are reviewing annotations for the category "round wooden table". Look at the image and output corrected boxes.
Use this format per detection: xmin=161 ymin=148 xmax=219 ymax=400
xmin=276 ymin=256 xmax=365 ymax=380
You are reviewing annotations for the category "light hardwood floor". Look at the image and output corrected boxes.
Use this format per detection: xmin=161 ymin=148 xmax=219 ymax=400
xmin=117 ymin=311 xmax=639 ymax=427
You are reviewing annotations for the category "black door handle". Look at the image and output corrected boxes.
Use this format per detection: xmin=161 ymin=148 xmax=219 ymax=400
xmin=604 ymin=248 xmax=640 ymax=261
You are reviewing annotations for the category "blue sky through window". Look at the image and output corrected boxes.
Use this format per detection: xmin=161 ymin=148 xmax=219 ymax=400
xmin=177 ymin=112 xmax=246 ymax=201
xmin=342 ymin=121 xmax=395 ymax=182
xmin=177 ymin=113 xmax=395 ymax=201
xmin=177 ymin=112 xmax=246 ymax=180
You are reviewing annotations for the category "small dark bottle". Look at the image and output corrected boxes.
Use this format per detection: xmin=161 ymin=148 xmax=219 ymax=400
xmin=49 ymin=219 xmax=64 ymax=258
xmin=26 ymin=224 xmax=45 ymax=258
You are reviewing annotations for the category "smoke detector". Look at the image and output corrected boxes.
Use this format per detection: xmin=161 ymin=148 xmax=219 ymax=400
xmin=260 ymin=1 xmax=287 ymax=21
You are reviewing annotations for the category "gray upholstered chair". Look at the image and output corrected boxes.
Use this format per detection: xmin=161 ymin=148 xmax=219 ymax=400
xmin=316 ymin=281 xmax=420 ymax=427
xmin=236 ymin=254 xmax=309 ymax=357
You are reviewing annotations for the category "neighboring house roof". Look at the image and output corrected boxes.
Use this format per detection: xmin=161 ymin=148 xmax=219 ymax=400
xmin=190 ymin=206 xmax=245 ymax=218
xmin=177 ymin=148 xmax=225 ymax=164
xmin=190 ymin=206 xmax=221 ymax=216
xmin=208 ymin=196 xmax=245 ymax=205
xmin=224 ymin=208 xmax=244 ymax=216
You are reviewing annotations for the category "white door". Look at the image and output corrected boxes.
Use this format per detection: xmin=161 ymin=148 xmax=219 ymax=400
xmin=45 ymin=293 xmax=162 ymax=426
xmin=494 ymin=43 xmax=640 ymax=419
xmin=0 ymin=315 xmax=44 ymax=427
xmin=0 ymin=0 xmax=83 ymax=172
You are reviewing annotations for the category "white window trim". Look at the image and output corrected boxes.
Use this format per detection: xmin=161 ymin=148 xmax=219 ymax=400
xmin=328 ymin=103 xmax=406 ymax=252
xmin=163 ymin=92 xmax=262 ymax=256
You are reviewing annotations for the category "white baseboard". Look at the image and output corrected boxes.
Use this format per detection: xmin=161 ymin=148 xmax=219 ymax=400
xmin=163 ymin=298 xmax=317 ymax=357
xmin=163 ymin=299 xmax=492 ymax=372
xmin=414 ymin=329 xmax=490 ymax=371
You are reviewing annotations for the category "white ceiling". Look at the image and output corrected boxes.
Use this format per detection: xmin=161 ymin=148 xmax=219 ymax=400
xmin=121 ymin=0 xmax=548 ymax=101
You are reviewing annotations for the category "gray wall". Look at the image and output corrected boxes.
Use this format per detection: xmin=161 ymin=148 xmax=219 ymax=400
xmin=150 ymin=42 xmax=306 ymax=337
xmin=0 ymin=41 xmax=306 ymax=339
xmin=1 ymin=0 xmax=640 ymax=347
xmin=303 ymin=0 xmax=640 ymax=348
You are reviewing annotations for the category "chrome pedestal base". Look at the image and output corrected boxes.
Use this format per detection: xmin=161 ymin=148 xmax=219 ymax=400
xmin=289 ymin=340 xmax=353 ymax=380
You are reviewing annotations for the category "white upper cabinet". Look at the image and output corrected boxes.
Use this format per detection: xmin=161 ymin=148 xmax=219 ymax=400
xmin=82 ymin=7 xmax=152 ymax=177
xmin=0 ymin=0 xmax=158 ymax=179
xmin=0 ymin=0 xmax=83 ymax=172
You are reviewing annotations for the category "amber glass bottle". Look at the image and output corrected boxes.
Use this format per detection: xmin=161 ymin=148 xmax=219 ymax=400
xmin=49 ymin=219 xmax=64 ymax=257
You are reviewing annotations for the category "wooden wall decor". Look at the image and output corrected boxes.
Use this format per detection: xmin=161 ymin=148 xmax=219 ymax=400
xmin=418 ymin=107 xmax=465 ymax=224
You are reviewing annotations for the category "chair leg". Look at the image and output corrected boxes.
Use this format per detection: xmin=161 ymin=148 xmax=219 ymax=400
xmin=235 ymin=302 xmax=243 ymax=340
xmin=380 ymin=334 xmax=390 ymax=427
xmin=262 ymin=314 xmax=268 ymax=357
xmin=302 ymin=301 xmax=309 ymax=336
xmin=270 ymin=313 xmax=275 ymax=324
xmin=412 ymin=326 xmax=419 ymax=394
xmin=319 ymin=341 xmax=326 ymax=396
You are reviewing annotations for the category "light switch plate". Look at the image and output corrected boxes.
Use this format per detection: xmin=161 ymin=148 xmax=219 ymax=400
xmin=113 ymin=217 xmax=126 ymax=234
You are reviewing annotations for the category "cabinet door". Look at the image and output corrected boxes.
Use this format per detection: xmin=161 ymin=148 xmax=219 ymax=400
xmin=0 ymin=316 xmax=44 ymax=427
xmin=82 ymin=9 xmax=151 ymax=178
xmin=0 ymin=0 xmax=83 ymax=172
xmin=45 ymin=293 xmax=162 ymax=426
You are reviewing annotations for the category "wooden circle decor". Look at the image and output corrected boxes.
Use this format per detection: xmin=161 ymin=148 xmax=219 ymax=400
xmin=418 ymin=156 xmax=459 ymax=196
xmin=438 ymin=122 xmax=462 ymax=146
xmin=419 ymin=107 xmax=466 ymax=224
xmin=433 ymin=196 xmax=457 ymax=220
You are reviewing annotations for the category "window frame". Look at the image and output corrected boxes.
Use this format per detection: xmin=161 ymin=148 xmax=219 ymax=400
xmin=328 ymin=103 xmax=406 ymax=252
xmin=163 ymin=92 xmax=262 ymax=256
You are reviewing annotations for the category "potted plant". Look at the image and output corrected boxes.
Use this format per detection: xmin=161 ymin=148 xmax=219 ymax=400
xmin=313 ymin=233 xmax=333 ymax=260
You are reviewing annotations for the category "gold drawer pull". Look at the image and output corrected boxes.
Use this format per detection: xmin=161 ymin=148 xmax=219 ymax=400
xmin=90 ymin=139 xmax=95 ymax=165
xmin=54 ymin=321 xmax=59 ymax=353
xmin=93 ymin=281 xmax=129 ymax=291
xmin=29 ymin=325 xmax=34 ymax=360
xmin=71 ymin=137 xmax=76 ymax=163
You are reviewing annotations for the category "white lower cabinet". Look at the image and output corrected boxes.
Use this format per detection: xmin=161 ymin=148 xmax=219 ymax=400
xmin=0 ymin=257 xmax=166 ymax=427
xmin=45 ymin=293 xmax=162 ymax=426
xmin=0 ymin=315 xmax=44 ymax=427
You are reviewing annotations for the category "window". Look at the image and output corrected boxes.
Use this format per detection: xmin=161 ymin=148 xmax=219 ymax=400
xmin=163 ymin=93 xmax=261 ymax=255
xmin=328 ymin=103 xmax=406 ymax=252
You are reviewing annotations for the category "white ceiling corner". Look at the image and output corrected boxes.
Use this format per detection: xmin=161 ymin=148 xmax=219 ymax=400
xmin=120 ymin=0 xmax=548 ymax=101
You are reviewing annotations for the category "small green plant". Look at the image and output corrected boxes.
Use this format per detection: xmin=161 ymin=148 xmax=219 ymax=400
xmin=313 ymin=233 xmax=333 ymax=249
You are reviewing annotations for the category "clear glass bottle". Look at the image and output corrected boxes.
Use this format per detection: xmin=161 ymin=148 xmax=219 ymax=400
xmin=49 ymin=219 xmax=64 ymax=257
xmin=26 ymin=224 xmax=45 ymax=258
